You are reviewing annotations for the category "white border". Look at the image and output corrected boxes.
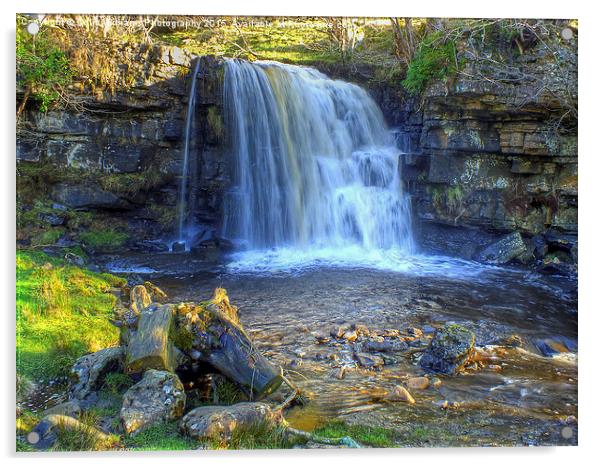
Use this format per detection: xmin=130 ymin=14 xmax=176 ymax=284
xmin=3 ymin=1 xmax=598 ymax=465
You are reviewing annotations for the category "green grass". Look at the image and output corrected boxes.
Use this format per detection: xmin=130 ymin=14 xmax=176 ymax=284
xmin=216 ymin=422 xmax=301 ymax=450
xmin=124 ymin=421 xmax=195 ymax=451
xmin=79 ymin=229 xmax=128 ymax=250
xmin=16 ymin=250 xmax=126 ymax=381
xmin=313 ymin=419 xmax=398 ymax=448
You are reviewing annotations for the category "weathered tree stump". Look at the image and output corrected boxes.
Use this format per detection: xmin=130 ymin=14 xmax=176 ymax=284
xmin=113 ymin=285 xmax=282 ymax=399
xmin=126 ymin=303 xmax=177 ymax=373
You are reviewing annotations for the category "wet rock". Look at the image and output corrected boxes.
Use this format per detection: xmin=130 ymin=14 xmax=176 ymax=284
xmin=387 ymin=385 xmax=415 ymax=404
xmin=39 ymin=212 xmax=64 ymax=226
xmin=407 ymin=376 xmax=430 ymax=390
xmin=121 ymin=369 xmax=186 ymax=435
xmin=314 ymin=332 xmax=330 ymax=344
xmin=355 ymin=352 xmax=384 ymax=369
xmin=30 ymin=414 xmax=116 ymax=450
xmin=534 ymin=337 xmax=576 ymax=357
xmin=431 ymin=377 xmax=442 ymax=388
xmin=330 ymin=324 xmax=349 ymax=339
xmin=172 ymin=241 xmax=186 ymax=253
xmin=419 ymin=324 xmax=476 ymax=374
xmin=475 ymin=232 xmax=527 ymax=265
xmin=353 ymin=324 xmax=370 ymax=337
xmin=383 ymin=329 xmax=400 ymax=337
xmin=69 ymin=347 xmax=124 ymax=405
xmin=179 ymin=402 xmax=279 ymax=442
xmin=336 ymin=367 xmax=347 ymax=380
xmin=405 ymin=327 xmax=423 ymax=338
xmin=363 ymin=339 xmax=408 ymax=352
xmin=343 ymin=330 xmax=358 ymax=342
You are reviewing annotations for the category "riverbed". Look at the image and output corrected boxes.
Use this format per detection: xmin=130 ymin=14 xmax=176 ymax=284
xmin=147 ymin=252 xmax=578 ymax=447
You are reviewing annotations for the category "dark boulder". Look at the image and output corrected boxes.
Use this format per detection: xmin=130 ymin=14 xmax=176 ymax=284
xmin=51 ymin=183 xmax=129 ymax=210
xmin=475 ymin=232 xmax=528 ymax=265
xmin=420 ymin=324 xmax=476 ymax=374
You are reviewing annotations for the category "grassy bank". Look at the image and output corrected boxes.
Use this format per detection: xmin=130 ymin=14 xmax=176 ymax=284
xmin=16 ymin=250 xmax=126 ymax=383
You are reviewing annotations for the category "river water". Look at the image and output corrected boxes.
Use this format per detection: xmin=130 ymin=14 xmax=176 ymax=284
xmin=146 ymin=253 xmax=578 ymax=447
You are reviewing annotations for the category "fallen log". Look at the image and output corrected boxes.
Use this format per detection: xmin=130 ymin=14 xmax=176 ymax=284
xmin=173 ymin=288 xmax=283 ymax=399
xmin=115 ymin=286 xmax=282 ymax=399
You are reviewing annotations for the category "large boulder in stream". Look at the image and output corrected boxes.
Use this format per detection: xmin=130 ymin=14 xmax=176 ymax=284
xmin=120 ymin=369 xmax=186 ymax=435
xmin=179 ymin=402 xmax=279 ymax=442
xmin=419 ymin=324 xmax=476 ymax=374
xmin=475 ymin=231 xmax=528 ymax=265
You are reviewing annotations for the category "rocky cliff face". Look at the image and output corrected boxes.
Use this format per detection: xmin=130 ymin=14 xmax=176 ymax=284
xmin=16 ymin=48 xmax=227 ymax=253
xmin=373 ymin=41 xmax=577 ymax=273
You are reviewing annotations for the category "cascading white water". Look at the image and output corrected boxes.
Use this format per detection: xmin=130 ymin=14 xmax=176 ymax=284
xmin=176 ymin=58 xmax=201 ymax=243
xmin=222 ymin=59 xmax=414 ymax=270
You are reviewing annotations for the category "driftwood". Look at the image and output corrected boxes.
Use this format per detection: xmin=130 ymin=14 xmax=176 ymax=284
xmin=115 ymin=285 xmax=282 ymax=399
xmin=174 ymin=288 xmax=283 ymax=399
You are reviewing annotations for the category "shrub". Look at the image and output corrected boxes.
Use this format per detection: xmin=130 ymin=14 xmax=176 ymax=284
xmin=16 ymin=19 xmax=73 ymax=112
xmin=402 ymin=31 xmax=458 ymax=95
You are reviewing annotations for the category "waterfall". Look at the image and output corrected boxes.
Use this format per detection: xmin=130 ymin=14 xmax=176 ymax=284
xmin=222 ymin=59 xmax=414 ymax=269
xmin=176 ymin=58 xmax=201 ymax=243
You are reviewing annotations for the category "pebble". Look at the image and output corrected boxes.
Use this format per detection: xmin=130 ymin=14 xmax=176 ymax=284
xmin=388 ymin=385 xmax=415 ymax=404
xmin=406 ymin=327 xmax=423 ymax=338
xmin=407 ymin=376 xmax=430 ymax=390
xmin=343 ymin=330 xmax=358 ymax=342
xmin=336 ymin=367 xmax=347 ymax=380
xmin=354 ymin=324 xmax=370 ymax=337
xmin=431 ymin=377 xmax=442 ymax=388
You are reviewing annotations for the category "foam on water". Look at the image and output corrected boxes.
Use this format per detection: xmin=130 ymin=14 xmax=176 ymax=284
xmin=225 ymin=245 xmax=499 ymax=278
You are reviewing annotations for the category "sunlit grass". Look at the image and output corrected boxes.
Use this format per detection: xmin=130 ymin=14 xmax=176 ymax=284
xmin=16 ymin=250 xmax=126 ymax=381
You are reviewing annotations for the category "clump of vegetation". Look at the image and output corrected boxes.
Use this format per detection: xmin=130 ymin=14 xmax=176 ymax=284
xmin=428 ymin=184 xmax=466 ymax=219
xmin=124 ymin=421 xmax=195 ymax=451
xmin=313 ymin=419 xmax=398 ymax=448
xmin=98 ymin=169 xmax=168 ymax=197
xmin=208 ymin=422 xmax=300 ymax=450
xmin=402 ymin=31 xmax=458 ymax=95
xmin=16 ymin=250 xmax=126 ymax=381
xmin=102 ymin=372 xmax=134 ymax=395
xmin=79 ymin=229 xmax=129 ymax=249
xmin=16 ymin=17 xmax=73 ymax=114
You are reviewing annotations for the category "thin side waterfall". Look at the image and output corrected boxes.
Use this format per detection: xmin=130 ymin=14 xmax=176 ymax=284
xmin=222 ymin=59 xmax=414 ymax=268
xmin=176 ymin=58 xmax=201 ymax=243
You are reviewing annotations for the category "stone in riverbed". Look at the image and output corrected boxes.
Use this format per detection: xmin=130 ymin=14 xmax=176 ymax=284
xmin=121 ymin=369 xmax=186 ymax=435
xmin=419 ymin=324 xmax=476 ymax=375
xmin=363 ymin=339 xmax=408 ymax=353
xmin=179 ymin=402 xmax=279 ymax=442
xmin=387 ymin=385 xmax=415 ymax=404
xmin=407 ymin=376 xmax=430 ymax=390
xmin=355 ymin=352 xmax=384 ymax=369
